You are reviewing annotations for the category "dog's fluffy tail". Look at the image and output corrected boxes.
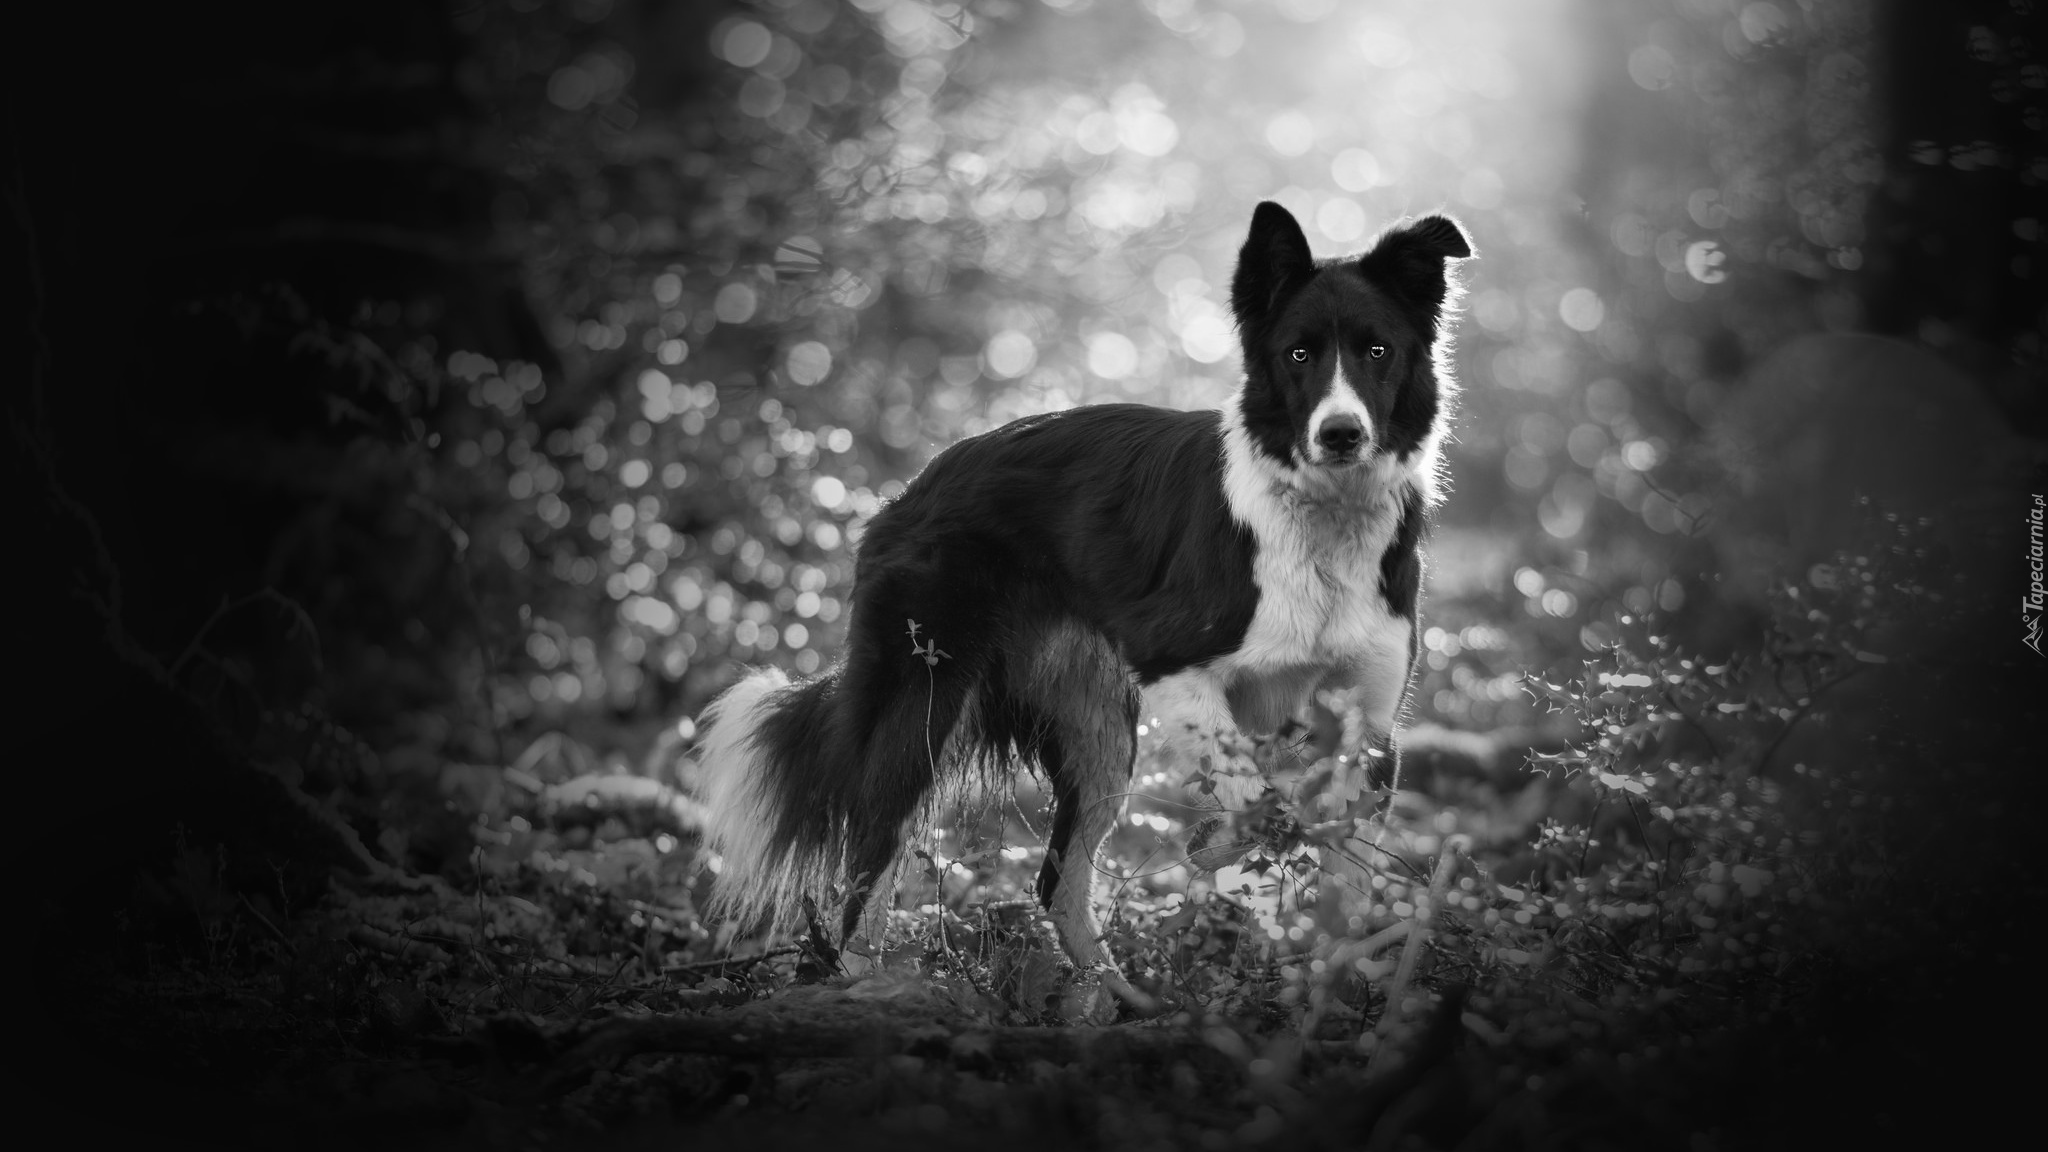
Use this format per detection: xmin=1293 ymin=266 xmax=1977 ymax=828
xmin=696 ymin=664 xmax=944 ymax=936
xmin=693 ymin=667 xmax=817 ymax=934
xmin=691 ymin=624 xmax=996 ymax=937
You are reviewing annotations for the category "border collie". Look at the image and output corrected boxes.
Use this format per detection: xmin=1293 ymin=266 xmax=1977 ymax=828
xmin=693 ymin=201 xmax=1472 ymax=976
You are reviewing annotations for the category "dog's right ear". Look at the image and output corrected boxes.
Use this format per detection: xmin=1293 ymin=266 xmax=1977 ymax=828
xmin=1357 ymin=214 xmax=1474 ymax=320
xmin=1231 ymin=201 xmax=1315 ymax=329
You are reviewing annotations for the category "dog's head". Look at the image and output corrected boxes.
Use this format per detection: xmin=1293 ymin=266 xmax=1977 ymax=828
xmin=1230 ymin=201 xmax=1472 ymax=485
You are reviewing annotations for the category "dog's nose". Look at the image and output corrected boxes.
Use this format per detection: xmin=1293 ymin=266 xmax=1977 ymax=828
xmin=1316 ymin=414 xmax=1364 ymax=456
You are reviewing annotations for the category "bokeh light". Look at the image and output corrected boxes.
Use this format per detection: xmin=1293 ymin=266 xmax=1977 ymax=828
xmin=399 ymin=0 xmax=2035 ymax=753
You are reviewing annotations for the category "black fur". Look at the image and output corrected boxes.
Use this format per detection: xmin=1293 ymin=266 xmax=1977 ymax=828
xmin=860 ymin=406 xmax=1259 ymax=684
xmin=696 ymin=202 xmax=1473 ymax=967
xmin=1234 ymin=207 xmax=1471 ymax=465
xmin=1379 ymin=486 xmax=1427 ymax=619
xmin=717 ymin=406 xmax=1266 ymax=940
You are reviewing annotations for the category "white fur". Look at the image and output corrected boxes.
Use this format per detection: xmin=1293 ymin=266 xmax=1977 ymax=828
xmin=1220 ymin=398 xmax=1417 ymax=726
xmin=1141 ymin=670 xmax=1265 ymax=807
xmin=694 ymin=667 xmax=808 ymax=932
xmin=1408 ymin=423 xmax=1449 ymax=509
xmin=1304 ymin=359 xmax=1376 ymax=466
xmin=1142 ymin=396 xmax=1418 ymax=797
xmin=1414 ymin=264 xmax=1466 ymax=509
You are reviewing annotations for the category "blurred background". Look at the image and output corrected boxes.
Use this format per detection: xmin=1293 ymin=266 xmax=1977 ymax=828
xmin=9 ymin=0 xmax=2041 ymax=959
xmin=10 ymin=1 xmax=2045 ymax=1141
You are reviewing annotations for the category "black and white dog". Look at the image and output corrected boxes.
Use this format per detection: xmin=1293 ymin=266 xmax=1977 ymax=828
xmin=694 ymin=201 xmax=1472 ymax=973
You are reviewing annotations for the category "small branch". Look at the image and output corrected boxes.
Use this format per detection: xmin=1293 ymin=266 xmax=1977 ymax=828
xmin=348 ymin=924 xmax=453 ymax=965
xmin=1304 ymin=819 xmax=1427 ymax=882
xmin=546 ymin=1010 xmax=1242 ymax=1093
xmin=1321 ymin=921 xmax=1420 ymax=987
xmin=541 ymin=773 xmax=709 ymax=832
xmin=1622 ymin=791 xmax=1653 ymax=852
xmin=1577 ymin=795 xmax=1604 ymax=876
xmin=167 ymin=587 xmax=319 ymax=680
xmin=1659 ymin=687 xmax=1719 ymax=760
xmin=1638 ymin=471 xmax=1708 ymax=536
xmin=1373 ymin=840 xmax=1463 ymax=1046
xmin=1344 ymin=985 xmax=1468 ymax=1146
xmin=662 ymin=946 xmax=802 ymax=976
xmin=1756 ymin=667 xmax=1862 ymax=777
xmin=238 ymin=893 xmax=296 ymax=954
xmin=799 ymin=894 xmax=845 ymax=979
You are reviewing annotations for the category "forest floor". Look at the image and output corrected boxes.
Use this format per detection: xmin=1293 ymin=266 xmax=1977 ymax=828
xmin=32 ymin=744 xmax=2028 ymax=1152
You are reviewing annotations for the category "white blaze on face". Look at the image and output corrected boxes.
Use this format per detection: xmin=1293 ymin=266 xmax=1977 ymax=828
xmin=1304 ymin=356 xmax=1374 ymax=465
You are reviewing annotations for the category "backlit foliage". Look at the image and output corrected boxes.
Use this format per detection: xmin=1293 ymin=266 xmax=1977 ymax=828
xmin=417 ymin=0 xmax=1934 ymax=752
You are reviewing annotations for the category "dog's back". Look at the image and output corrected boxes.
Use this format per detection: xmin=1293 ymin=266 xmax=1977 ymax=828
xmin=855 ymin=403 xmax=1259 ymax=682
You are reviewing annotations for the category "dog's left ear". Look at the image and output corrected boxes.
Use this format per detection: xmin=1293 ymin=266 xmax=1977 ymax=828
xmin=1358 ymin=214 xmax=1474 ymax=318
xmin=1232 ymin=201 xmax=1316 ymax=330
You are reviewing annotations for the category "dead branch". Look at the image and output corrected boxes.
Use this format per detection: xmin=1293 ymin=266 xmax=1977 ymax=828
xmin=542 ymin=773 xmax=709 ymax=832
xmin=544 ymin=1002 xmax=1277 ymax=1092
xmin=348 ymin=924 xmax=453 ymax=965
xmin=661 ymin=946 xmax=803 ymax=976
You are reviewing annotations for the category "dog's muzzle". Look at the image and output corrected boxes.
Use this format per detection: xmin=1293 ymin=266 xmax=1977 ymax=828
xmin=1314 ymin=413 xmax=1366 ymax=462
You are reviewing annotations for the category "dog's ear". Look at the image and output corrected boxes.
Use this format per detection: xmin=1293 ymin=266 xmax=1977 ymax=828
xmin=1232 ymin=201 xmax=1315 ymax=328
xmin=1358 ymin=214 xmax=1474 ymax=318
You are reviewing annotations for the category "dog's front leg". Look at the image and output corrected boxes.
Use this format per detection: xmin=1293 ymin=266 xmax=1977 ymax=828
xmin=1141 ymin=670 xmax=1265 ymax=810
xmin=1307 ymin=646 xmax=1415 ymax=939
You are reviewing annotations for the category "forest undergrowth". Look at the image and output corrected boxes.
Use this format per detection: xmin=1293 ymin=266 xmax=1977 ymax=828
xmin=44 ymin=512 xmax=2039 ymax=1152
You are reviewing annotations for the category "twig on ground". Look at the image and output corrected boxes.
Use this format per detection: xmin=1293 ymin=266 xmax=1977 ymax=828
xmin=662 ymin=946 xmax=802 ymax=975
xmin=348 ymin=924 xmax=453 ymax=965
xmin=1366 ymin=838 xmax=1465 ymax=1077
xmin=543 ymin=1006 xmax=1264 ymax=1093
xmin=238 ymin=893 xmax=296 ymax=954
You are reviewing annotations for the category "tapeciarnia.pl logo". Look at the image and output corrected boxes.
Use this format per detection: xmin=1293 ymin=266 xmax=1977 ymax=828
xmin=2027 ymin=494 xmax=2045 ymax=657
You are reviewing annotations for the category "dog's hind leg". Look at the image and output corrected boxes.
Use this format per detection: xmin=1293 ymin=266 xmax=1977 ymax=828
xmin=837 ymin=820 xmax=903 ymax=949
xmin=827 ymin=652 xmax=975 ymax=958
xmin=1023 ymin=632 xmax=1141 ymax=973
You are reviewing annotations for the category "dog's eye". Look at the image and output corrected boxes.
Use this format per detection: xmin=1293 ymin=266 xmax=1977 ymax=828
xmin=1368 ymin=345 xmax=1388 ymax=359
xmin=1289 ymin=348 xmax=1308 ymax=363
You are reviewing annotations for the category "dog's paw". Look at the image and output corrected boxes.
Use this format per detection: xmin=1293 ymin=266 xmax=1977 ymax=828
xmin=1057 ymin=964 xmax=1155 ymax=1023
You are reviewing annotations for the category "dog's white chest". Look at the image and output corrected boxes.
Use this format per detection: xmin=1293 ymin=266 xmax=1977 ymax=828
xmin=1237 ymin=492 xmax=1402 ymax=662
xmin=1140 ymin=427 xmax=1419 ymax=743
xmin=1222 ymin=479 xmax=1413 ymax=728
